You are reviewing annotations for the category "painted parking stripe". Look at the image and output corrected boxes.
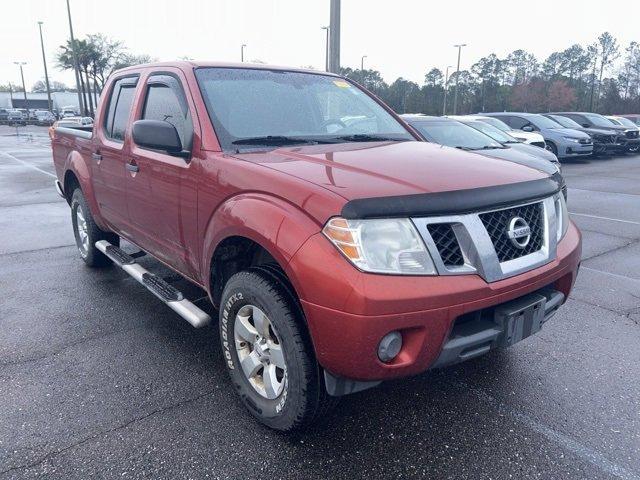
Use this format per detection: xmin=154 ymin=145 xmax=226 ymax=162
xmin=570 ymin=212 xmax=640 ymax=226
xmin=0 ymin=150 xmax=56 ymax=178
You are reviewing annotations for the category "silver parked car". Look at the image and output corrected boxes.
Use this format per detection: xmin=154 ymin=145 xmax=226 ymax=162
xmin=402 ymin=115 xmax=561 ymax=176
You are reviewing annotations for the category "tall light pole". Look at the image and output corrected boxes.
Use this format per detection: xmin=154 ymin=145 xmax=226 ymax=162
xmin=328 ymin=0 xmax=340 ymax=73
xmin=361 ymin=55 xmax=367 ymax=71
xmin=452 ymin=43 xmax=466 ymax=115
xmin=321 ymin=26 xmax=330 ymax=72
xmin=442 ymin=65 xmax=453 ymax=116
xmin=37 ymin=21 xmax=53 ymax=113
xmin=66 ymin=0 xmax=84 ymax=115
xmin=14 ymin=62 xmax=28 ymax=113
xmin=241 ymin=44 xmax=247 ymax=62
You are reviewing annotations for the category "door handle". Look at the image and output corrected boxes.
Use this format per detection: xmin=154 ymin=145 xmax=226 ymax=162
xmin=126 ymin=162 xmax=139 ymax=173
xmin=91 ymin=152 xmax=102 ymax=162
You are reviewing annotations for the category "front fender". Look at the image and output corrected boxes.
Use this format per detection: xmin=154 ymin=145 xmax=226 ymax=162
xmin=201 ymin=193 xmax=323 ymax=296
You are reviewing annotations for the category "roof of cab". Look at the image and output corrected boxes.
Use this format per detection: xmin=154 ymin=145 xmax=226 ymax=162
xmin=112 ymin=60 xmax=340 ymax=77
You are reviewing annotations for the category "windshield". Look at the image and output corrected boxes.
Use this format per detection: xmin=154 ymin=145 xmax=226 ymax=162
xmin=529 ymin=114 xmax=561 ymax=129
xmin=549 ymin=114 xmax=582 ymax=129
xmin=477 ymin=116 xmax=512 ymax=132
xmin=613 ymin=117 xmax=636 ymax=128
xmin=584 ymin=113 xmax=616 ymax=128
xmin=464 ymin=120 xmax=516 ymax=143
xmin=195 ymin=68 xmax=412 ymax=150
xmin=409 ymin=120 xmax=504 ymax=150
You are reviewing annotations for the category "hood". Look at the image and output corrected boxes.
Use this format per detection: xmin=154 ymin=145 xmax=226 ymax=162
xmin=232 ymin=141 xmax=550 ymax=202
xmin=579 ymin=127 xmax=619 ymax=136
xmin=542 ymin=127 xmax=591 ymax=138
xmin=475 ymin=146 xmax=558 ymax=176
xmin=508 ymin=130 xmax=544 ymax=143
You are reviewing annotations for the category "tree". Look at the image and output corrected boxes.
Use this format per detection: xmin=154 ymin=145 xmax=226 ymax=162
xmin=31 ymin=80 xmax=47 ymax=93
xmin=509 ymin=80 xmax=541 ymax=111
xmin=594 ymin=32 xmax=620 ymax=110
xmin=112 ymin=53 xmax=156 ymax=70
xmin=424 ymin=68 xmax=443 ymax=87
xmin=547 ymin=80 xmax=576 ymax=111
xmin=506 ymin=49 xmax=539 ymax=85
xmin=51 ymin=81 xmax=69 ymax=92
xmin=339 ymin=67 xmax=388 ymax=95
xmin=86 ymin=34 xmax=125 ymax=91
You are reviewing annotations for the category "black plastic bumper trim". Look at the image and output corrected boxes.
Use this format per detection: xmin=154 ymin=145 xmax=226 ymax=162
xmin=341 ymin=172 xmax=563 ymax=219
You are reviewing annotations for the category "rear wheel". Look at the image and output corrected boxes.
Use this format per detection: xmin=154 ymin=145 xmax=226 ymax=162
xmin=71 ymin=188 xmax=119 ymax=267
xmin=219 ymin=268 xmax=337 ymax=431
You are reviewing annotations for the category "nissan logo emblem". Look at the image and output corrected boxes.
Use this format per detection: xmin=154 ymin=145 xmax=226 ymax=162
xmin=506 ymin=216 xmax=531 ymax=249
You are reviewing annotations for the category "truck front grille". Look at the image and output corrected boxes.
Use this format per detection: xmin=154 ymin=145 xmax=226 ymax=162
xmin=427 ymin=223 xmax=464 ymax=266
xmin=479 ymin=202 xmax=544 ymax=262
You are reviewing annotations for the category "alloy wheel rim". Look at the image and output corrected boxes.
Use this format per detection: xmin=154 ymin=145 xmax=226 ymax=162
xmin=234 ymin=304 xmax=287 ymax=399
xmin=75 ymin=205 xmax=89 ymax=256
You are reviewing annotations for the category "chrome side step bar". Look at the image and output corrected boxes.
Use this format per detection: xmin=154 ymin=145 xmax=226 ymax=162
xmin=95 ymin=240 xmax=211 ymax=328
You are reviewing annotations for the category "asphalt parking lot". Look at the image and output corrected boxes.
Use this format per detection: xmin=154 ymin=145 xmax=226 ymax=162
xmin=0 ymin=125 xmax=639 ymax=479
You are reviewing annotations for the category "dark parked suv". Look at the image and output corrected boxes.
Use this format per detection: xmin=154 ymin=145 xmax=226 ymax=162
xmin=552 ymin=112 xmax=640 ymax=153
xmin=543 ymin=114 xmax=623 ymax=155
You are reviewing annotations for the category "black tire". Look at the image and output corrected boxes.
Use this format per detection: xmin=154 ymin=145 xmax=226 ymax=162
xmin=219 ymin=268 xmax=337 ymax=431
xmin=545 ymin=141 xmax=558 ymax=157
xmin=70 ymin=188 xmax=119 ymax=267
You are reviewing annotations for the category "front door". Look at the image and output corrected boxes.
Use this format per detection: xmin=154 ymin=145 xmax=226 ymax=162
xmin=124 ymin=71 xmax=200 ymax=280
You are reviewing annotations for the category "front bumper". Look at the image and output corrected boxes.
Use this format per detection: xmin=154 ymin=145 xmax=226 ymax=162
xmin=558 ymin=143 xmax=593 ymax=157
xmin=287 ymin=222 xmax=581 ymax=382
xmin=593 ymin=141 xmax=629 ymax=155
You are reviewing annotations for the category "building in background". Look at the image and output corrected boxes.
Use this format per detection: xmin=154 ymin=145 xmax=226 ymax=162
xmin=0 ymin=91 xmax=85 ymax=113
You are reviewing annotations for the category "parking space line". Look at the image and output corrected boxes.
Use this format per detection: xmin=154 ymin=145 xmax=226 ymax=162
xmin=569 ymin=187 xmax=640 ymax=198
xmin=570 ymin=212 xmax=640 ymax=226
xmin=0 ymin=150 xmax=56 ymax=178
xmin=453 ymin=378 xmax=638 ymax=480
xmin=580 ymin=266 xmax=640 ymax=284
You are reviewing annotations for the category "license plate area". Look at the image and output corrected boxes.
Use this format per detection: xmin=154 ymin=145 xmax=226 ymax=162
xmin=494 ymin=293 xmax=546 ymax=347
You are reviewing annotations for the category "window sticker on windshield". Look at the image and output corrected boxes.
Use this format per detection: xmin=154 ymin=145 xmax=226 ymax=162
xmin=333 ymin=80 xmax=351 ymax=88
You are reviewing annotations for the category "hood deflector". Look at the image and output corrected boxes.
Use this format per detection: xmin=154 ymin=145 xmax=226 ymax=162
xmin=341 ymin=173 xmax=564 ymax=219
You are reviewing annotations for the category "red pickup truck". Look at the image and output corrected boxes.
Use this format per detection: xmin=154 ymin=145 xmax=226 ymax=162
xmin=52 ymin=61 xmax=581 ymax=431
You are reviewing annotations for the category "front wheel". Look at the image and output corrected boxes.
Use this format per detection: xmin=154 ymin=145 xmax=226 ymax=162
xmin=71 ymin=188 xmax=119 ymax=267
xmin=219 ymin=268 xmax=336 ymax=431
xmin=545 ymin=141 xmax=558 ymax=157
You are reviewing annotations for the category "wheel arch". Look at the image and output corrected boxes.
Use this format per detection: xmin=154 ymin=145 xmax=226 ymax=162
xmin=62 ymin=150 xmax=105 ymax=228
xmin=202 ymin=193 xmax=322 ymax=308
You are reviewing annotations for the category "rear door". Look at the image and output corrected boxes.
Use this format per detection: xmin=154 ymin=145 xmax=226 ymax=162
xmin=92 ymin=75 xmax=139 ymax=229
xmin=124 ymin=70 xmax=200 ymax=279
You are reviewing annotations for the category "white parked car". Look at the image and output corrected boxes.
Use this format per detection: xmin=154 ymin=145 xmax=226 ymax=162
xmin=451 ymin=115 xmax=546 ymax=149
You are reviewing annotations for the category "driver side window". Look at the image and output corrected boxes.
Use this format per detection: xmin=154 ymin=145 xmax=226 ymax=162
xmin=142 ymin=75 xmax=193 ymax=150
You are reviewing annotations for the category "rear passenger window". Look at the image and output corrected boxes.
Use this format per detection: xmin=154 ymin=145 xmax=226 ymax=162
xmin=505 ymin=116 xmax=528 ymax=130
xmin=103 ymin=77 xmax=138 ymax=141
xmin=142 ymin=75 xmax=193 ymax=150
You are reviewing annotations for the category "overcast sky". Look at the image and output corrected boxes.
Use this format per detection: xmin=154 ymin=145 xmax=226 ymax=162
xmin=1 ymin=0 xmax=638 ymax=89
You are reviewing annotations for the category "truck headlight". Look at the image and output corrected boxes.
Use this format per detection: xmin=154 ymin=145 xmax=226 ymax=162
xmin=554 ymin=192 xmax=569 ymax=242
xmin=323 ymin=217 xmax=437 ymax=275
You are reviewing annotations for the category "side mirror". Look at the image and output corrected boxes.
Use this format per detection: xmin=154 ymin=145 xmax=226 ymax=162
xmin=522 ymin=125 xmax=534 ymax=132
xmin=132 ymin=119 xmax=189 ymax=158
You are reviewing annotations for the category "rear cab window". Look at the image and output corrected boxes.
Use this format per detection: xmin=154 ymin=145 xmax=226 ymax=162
xmin=103 ymin=76 xmax=139 ymax=142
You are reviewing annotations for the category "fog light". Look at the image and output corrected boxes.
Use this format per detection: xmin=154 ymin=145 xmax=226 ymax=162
xmin=378 ymin=331 xmax=402 ymax=363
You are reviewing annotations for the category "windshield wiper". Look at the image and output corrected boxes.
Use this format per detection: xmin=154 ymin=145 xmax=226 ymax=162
xmin=467 ymin=145 xmax=507 ymax=151
xmin=231 ymin=136 xmax=320 ymax=146
xmin=331 ymin=134 xmax=407 ymax=142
